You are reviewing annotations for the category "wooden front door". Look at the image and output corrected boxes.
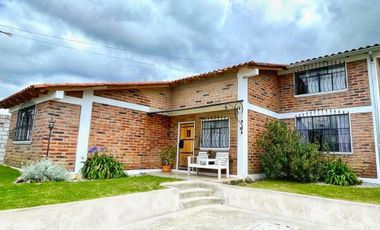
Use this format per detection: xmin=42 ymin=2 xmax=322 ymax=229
xmin=178 ymin=123 xmax=195 ymax=170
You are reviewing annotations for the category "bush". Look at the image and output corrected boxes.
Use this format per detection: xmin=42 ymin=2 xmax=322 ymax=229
xmin=82 ymin=151 xmax=126 ymax=180
xmin=19 ymin=159 xmax=70 ymax=182
xmin=324 ymin=158 xmax=362 ymax=186
xmin=289 ymin=143 xmax=325 ymax=182
xmin=160 ymin=145 xmax=177 ymax=165
xmin=257 ymin=121 xmax=300 ymax=179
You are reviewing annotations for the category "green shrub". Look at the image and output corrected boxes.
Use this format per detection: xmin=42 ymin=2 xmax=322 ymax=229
xmin=82 ymin=152 xmax=126 ymax=180
xmin=160 ymin=145 xmax=177 ymax=165
xmin=19 ymin=159 xmax=70 ymax=183
xmin=289 ymin=143 xmax=325 ymax=182
xmin=324 ymin=158 xmax=361 ymax=186
xmin=257 ymin=120 xmax=300 ymax=179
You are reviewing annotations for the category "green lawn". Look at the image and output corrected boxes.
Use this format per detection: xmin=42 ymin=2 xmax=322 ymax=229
xmin=242 ymin=179 xmax=380 ymax=205
xmin=0 ymin=165 xmax=177 ymax=211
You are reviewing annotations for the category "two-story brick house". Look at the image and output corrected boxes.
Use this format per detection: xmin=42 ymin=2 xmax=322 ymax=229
xmin=1 ymin=44 xmax=380 ymax=182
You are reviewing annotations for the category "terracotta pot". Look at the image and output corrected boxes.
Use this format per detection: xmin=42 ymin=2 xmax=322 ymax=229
xmin=162 ymin=164 xmax=172 ymax=173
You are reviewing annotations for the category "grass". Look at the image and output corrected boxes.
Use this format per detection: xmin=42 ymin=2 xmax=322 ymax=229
xmin=241 ymin=179 xmax=380 ymax=205
xmin=0 ymin=165 xmax=177 ymax=211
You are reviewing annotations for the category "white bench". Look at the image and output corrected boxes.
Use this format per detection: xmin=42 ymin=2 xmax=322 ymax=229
xmin=187 ymin=151 xmax=230 ymax=180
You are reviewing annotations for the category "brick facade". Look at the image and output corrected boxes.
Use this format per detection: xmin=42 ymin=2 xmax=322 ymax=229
xmin=279 ymin=60 xmax=371 ymax=112
xmin=248 ymin=70 xmax=280 ymax=112
xmin=89 ymin=103 xmax=171 ymax=169
xmin=247 ymin=110 xmax=276 ymax=174
xmin=169 ymin=110 xmax=238 ymax=174
xmin=4 ymin=101 xmax=80 ymax=170
xmin=94 ymin=87 xmax=171 ymax=110
xmin=280 ymin=113 xmax=377 ymax=178
xmin=171 ymin=73 xmax=237 ymax=109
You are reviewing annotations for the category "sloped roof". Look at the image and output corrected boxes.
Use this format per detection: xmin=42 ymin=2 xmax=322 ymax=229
xmin=0 ymin=61 xmax=286 ymax=108
xmin=289 ymin=43 xmax=380 ymax=67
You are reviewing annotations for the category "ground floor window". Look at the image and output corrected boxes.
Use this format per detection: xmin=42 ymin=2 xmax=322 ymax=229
xmin=201 ymin=118 xmax=229 ymax=149
xmin=13 ymin=106 xmax=35 ymax=141
xmin=296 ymin=114 xmax=351 ymax=152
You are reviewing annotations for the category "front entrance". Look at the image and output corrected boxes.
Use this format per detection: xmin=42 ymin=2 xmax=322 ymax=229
xmin=177 ymin=122 xmax=195 ymax=170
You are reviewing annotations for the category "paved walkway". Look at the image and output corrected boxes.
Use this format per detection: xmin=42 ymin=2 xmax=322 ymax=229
xmin=119 ymin=205 xmax=336 ymax=230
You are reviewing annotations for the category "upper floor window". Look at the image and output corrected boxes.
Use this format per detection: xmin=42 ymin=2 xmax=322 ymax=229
xmin=13 ymin=106 xmax=35 ymax=141
xmin=201 ymin=118 xmax=229 ymax=149
xmin=295 ymin=63 xmax=347 ymax=95
xmin=296 ymin=114 xmax=351 ymax=153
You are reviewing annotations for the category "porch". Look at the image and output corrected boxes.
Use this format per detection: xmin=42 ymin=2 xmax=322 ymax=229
xmin=149 ymin=100 xmax=243 ymax=178
xmin=149 ymin=170 xmax=236 ymax=183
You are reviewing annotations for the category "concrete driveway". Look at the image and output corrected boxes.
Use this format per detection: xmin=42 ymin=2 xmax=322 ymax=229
xmin=119 ymin=205 xmax=336 ymax=230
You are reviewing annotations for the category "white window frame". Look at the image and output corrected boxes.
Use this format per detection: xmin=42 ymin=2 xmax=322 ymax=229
xmin=199 ymin=117 xmax=230 ymax=151
xmin=293 ymin=62 xmax=349 ymax=98
xmin=293 ymin=112 xmax=353 ymax=154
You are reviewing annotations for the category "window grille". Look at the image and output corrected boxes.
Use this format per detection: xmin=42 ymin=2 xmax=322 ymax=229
xmin=295 ymin=63 xmax=347 ymax=95
xmin=201 ymin=119 xmax=229 ymax=148
xmin=296 ymin=114 xmax=351 ymax=152
xmin=13 ymin=106 xmax=35 ymax=141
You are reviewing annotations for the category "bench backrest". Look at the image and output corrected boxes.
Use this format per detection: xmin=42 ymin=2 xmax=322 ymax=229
xmin=197 ymin=151 xmax=208 ymax=164
xmin=215 ymin=152 xmax=229 ymax=166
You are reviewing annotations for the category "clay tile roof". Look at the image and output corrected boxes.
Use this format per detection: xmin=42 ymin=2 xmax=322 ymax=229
xmin=289 ymin=43 xmax=380 ymax=66
xmin=0 ymin=61 xmax=286 ymax=109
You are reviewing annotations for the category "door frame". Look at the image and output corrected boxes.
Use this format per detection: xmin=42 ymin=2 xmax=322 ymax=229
xmin=176 ymin=121 xmax=195 ymax=170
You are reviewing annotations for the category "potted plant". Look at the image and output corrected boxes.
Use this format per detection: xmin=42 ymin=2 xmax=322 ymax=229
xmin=160 ymin=145 xmax=177 ymax=172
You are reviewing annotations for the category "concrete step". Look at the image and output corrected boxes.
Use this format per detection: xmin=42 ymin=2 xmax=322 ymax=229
xmin=180 ymin=196 xmax=224 ymax=209
xmin=178 ymin=188 xmax=213 ymax=199
xmin=162 ymin=181 xmax=217 ymax=190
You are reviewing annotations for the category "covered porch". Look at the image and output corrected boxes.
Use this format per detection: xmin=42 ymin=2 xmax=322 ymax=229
xmin=149 ymin=100 xmax=243 ymax=178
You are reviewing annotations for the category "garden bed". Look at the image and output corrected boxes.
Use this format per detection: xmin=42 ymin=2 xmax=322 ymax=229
xmin=0 ymin=165 xmax=177 ymax=210
xmin=239 ymin=179 xmax=380 ymax=205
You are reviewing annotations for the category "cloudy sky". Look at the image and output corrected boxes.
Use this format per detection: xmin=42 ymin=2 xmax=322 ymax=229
xmin=0 ymin=0 xmax=379 ymax=100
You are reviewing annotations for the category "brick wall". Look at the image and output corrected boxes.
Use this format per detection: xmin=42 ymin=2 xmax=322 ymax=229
xmin=248 ymin=70 xmax=280 ymax=112
xmin=94 ymin=87 xmax=171 ymax=110
xmin=280 ymin=113 xmax=377 ymax=178
xmin=4 ymin=101 xmax=80 ymax=170
xmin=89 ymin=103 xmax=171 ymax=169
xmin=171 ymin=73 xmax=237 ymax=109
xmin=169 ymin=110 xmax=238 ymax=174
xmin=279 ymin=60 xmax=371 ymax=112
xmin=247 ymin=110 xmax=276 ymax=174
xmin=0 ymin=114 xmax=10 ymax=163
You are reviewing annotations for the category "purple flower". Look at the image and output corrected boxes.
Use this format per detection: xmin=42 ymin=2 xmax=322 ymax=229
xmin=88 ymin=146 xmax=103 ymax=155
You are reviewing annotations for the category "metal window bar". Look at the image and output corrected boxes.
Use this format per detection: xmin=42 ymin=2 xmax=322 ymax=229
xmin=295 ymin=63 xmax=346 ymax=95
xmin=201 ymin=119 xmax=229 ymax=148
xmin=13 ymin=106 xmax=35 ymax=141
xmin=296 ymin=114 xmax=351 ymax=152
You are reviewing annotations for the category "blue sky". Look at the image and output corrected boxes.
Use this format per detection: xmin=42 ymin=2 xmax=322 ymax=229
xmin=0 ymin=0 xmax=379 ymax=99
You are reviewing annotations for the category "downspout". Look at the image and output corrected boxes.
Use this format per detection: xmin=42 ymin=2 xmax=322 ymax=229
xmin=367 ymin=52 xmax=380 ymax=180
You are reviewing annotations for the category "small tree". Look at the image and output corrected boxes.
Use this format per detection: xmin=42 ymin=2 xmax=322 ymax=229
xmin=257 ymin=121 xmax=299 ymax=179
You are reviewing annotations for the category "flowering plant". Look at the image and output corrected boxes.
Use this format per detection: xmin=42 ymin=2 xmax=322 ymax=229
xmin=87 ymin=146 xmax=105 ymax=157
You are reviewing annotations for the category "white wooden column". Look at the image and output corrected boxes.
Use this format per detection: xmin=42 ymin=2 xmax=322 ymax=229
xmin=236 ymin=67 xmax=259 ymax=178
xmin=74 ymin=90 xmax=94 ymax=172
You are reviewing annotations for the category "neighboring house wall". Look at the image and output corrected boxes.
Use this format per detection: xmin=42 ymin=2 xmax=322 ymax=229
xmin=169 ymin=110 xmax=238 ymax=174
xmin=0 ymin=114 xmax=10 ymax=164
xmin=88 ymin=103 xmax=171 ymax=169
xmin=171 ymin=73 xmax=237 ymax=109
xmin=4 ymin=101 xmax=80 ymax=170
